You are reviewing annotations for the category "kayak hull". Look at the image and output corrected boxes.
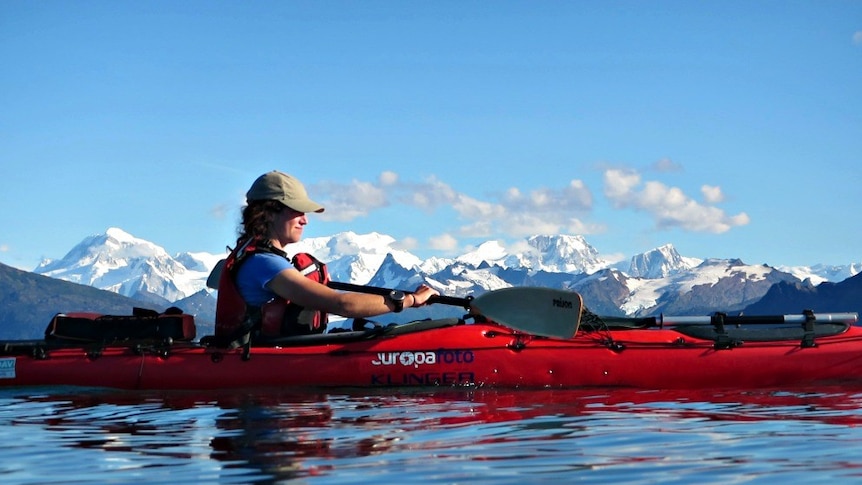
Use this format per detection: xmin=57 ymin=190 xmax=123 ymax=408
xmin=3 ymin=322 xmax=862 ymax=390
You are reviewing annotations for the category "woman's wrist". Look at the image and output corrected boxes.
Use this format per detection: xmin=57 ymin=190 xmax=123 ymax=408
xmin=410 ymin=294 xmax=418 ymax=308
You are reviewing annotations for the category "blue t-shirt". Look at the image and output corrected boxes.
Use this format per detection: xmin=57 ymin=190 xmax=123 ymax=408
xmin=236 ymin=252 xmax=294 ymax=306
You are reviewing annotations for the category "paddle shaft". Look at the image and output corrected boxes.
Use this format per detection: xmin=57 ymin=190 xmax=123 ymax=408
xmin=610 ymin=312 xmax=861 ymax=326
xmin=660 ymin=312 xmax=858 ymax=325
xmin=328 ymin=281 xmax=471 ymax=308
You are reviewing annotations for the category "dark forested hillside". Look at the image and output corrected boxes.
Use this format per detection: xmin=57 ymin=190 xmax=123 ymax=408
xmin=0 ymin=262 xmax=176 ymax=339
xmin=743 ymin=272 xmax=862 ymax=317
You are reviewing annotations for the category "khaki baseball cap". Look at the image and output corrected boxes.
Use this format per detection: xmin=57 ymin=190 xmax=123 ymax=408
xmin=246 ymin=171 xmax=325 ymax=213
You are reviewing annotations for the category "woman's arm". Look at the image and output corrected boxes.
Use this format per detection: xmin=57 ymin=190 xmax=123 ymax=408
xmin=267 ymin=267 xmax=439 ymax=318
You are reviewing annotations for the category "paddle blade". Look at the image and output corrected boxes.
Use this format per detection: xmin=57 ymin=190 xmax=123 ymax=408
xmin=206 ymin=259 xmax=225 ymax=290
xmin=471 ymin=287 xmax=583 ymax=339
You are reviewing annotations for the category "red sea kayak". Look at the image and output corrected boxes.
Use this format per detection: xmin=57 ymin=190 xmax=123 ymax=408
xmin=2 ymin=313 xmax=861 ymax=390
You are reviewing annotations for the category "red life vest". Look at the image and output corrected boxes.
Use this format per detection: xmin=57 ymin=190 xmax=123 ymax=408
xmin=215 ymin=238 xmax=330 ymax=344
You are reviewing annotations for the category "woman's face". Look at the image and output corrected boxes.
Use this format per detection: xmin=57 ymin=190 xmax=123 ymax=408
xmin=270 ymin=206 xmax=307 ymax=246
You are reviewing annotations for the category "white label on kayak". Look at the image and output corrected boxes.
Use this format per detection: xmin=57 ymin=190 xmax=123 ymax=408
xmin=0 ymin=358 xmax=15 ymax=379
xmin=372 ymin=350 xmax=475 ymax=368
xmin=372 ymin=351 xmax=437 ymax=368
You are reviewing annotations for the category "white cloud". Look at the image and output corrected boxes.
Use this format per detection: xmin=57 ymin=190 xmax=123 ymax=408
xmin=506 ymin=213 xmax=567 ymax=237
xmin=312 ymin=179 xmax=389 ymax=222
xmin=428 ymin=233 xmax=459 ymax=251
xmin=457 ymin=220 xmax=495 ymax=238
xmin=603 ymin=168 xmax=749 ymax=234
xmin=0 ymin=244 xmax=8 ymax=252
xmin=701 ymin=185 xmax=724 ymax=203
xmin=309 ymin=167 xmax=746 ymax=252
xmin=393 ymin=236 xmax=419 ymax=251
xmin=312 ymin=171 xmax=597 ymax=248
xmin=853 ymin=31 xmax=862 ymax=45
xmin=502 ymin=180 xmax=593 ymax=213
xmin=651 ymin=158 xmax=684 ymax=173
xmin=603 ymin=168 xmax=642 ymax=206
xmin=403 ymin=176 xmax=460 ymax=210
xmin=452 ymin=193 xmax=507 ymax=220
xmin=379 ymin=171 xmax=399 ymax=186
xmin=564 ymin=218 xmax=604 ymax=235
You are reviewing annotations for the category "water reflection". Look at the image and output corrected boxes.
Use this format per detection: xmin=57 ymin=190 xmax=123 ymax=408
xmin=2 ymin=386 xmax=862 ymax=483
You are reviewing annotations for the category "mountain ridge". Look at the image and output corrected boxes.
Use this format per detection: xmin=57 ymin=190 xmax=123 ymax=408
xmin=31 ymin=227 xmax=862 ymax=303
xmin=3 ymin=227 xmax=858 ymax=338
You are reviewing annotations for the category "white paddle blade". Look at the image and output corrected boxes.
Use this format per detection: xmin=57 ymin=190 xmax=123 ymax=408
xmin=472 ymin=287 xmax=583 ymax=339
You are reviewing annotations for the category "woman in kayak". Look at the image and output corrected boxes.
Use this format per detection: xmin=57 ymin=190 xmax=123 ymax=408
xmin=216 ymin=170 xmax=439 ymax=339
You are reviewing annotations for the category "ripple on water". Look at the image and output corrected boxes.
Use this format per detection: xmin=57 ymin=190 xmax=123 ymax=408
xmin=1 ymin=386 xmax=862 ymax=483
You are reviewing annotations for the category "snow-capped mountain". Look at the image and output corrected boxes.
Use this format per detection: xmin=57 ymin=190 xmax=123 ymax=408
xmin=628 ymin=244 xmax=702 ymax=279
xmin=286 ymin=231 xmax=422 ymax=284
xmin=32 ymin=228 xmax=862 ymax=320
xmin=620 ymin=258 xmax=799 ymax=316
xmin=776 ymin=263 xmax=862 ymax=286
xmin=509 ymin=234 xmax=611 ymax=274
xmin=34 ymin=228 xmax=214 ymax=304
xmin=458 ymin=234 xmax=611 ymax=274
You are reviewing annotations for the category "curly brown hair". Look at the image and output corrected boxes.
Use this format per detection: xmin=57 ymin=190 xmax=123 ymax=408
xmin=238 ymin=200 xmax=284 ymax=243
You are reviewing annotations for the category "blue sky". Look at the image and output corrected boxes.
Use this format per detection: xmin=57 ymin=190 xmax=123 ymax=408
xmin=2 ymin=1 xmax=860 ymax=271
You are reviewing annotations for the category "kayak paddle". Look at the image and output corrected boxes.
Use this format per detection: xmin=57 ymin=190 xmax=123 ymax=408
xmin=328 ymin=281 xmax=583 ymax=339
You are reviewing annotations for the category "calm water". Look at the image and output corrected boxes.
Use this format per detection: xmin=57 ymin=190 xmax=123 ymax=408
xmin=2 ymin=385 xmax=862 ymax=484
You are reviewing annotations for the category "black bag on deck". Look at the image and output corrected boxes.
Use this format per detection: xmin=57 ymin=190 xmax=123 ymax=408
xmin=45 ymin=307 xmax=196 ymax=343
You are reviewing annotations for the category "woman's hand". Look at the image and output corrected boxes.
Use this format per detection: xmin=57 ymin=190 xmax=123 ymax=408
xmin=410 ymin=284 xmax=439 ymax=307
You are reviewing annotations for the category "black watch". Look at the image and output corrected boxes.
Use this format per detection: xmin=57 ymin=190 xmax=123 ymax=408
xmin=389 ymin=290 xmax=406 ymax=313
